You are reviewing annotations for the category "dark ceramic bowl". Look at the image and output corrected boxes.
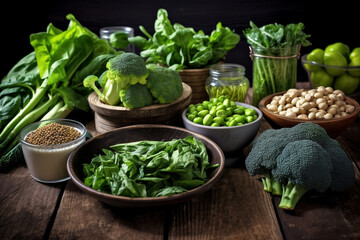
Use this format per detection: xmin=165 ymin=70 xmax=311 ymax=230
xmin=67 ymin=124 xmax=225 ymax=208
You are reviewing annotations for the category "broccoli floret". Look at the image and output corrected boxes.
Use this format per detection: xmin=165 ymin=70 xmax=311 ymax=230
xmin=119 ymin=83 xmax=153 ymax=109
xmin=83 ymin=75 xmax=121 ymax=105
xmin=145 ymin=64 xmax=183 ymax=104
xmin=245 ymin=128 xmax=284 ymax=195
xmin=321 ymin=138 xmax=356 ymax=192
xmin=107 ymin=52 xmax=149 ymax=88
xmin=272 ymin=140 xmax=332 ymax=210
xmin=83 ymin=53 xmax=149 ymax=106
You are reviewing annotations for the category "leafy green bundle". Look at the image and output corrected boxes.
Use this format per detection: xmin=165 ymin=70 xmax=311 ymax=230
xmin=83 ymin=136 xmax=217 ymax=197
xmin=129 ymin=9 xmax=240 ymax=71
xmin=243 ymin=21 xmax=311 ymax=106
xmin=0 ymin=14 xmax=116 ymax=171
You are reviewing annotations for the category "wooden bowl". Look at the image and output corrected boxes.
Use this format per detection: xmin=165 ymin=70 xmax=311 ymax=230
xmin=67 ymin=124 xmax=225 ymax=208
xmin=88 ymin=83 xmax=192 ymax=133
xmin=258 ymin=92 xmax=360 ymax=138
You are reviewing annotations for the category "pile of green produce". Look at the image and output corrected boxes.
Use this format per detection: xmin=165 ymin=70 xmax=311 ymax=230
xmin=83 ymin=52 xmax=184 ymax=108
xmin=243 ymin=21 xmax=311 ymax=106
xmin=304 ymin=42 xmax=360 ymax=95
xmin=186 ymin=96 xmax=258 ymax=127
xmin=245 ymin=122 xmax=355 ymax=210
xmin=83 ymin=136 xmax=218 ymax=197
xmin=128 ymin=8 xmax=241 ymax=70
xmin=0 ymin=14 xmax=117 ymax=171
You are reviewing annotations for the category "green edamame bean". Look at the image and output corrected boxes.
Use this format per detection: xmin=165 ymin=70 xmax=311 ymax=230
xmin=226 ymin=107 xmax=233 ymax=117
xmin=211 ymin=122 xmax=220 ymax=127
xmin=233 ymin=107 xmax=244 ymax=115
xmin=228 ymin=119 xmax=238 ymax=126
xmin=216 ymin=109 xmax=227 ymax=118
xmin=198 ymin=110 xmax=209 ymax=118
xmin=187 ymin=114 xmax=196 ymax=121
xmin=235 ymin=115 xmax=246 ymax=123
xmin=196 ymin=105 xmax=204 ymax=111
xmin=203 ymin=114 xmax=213 ymax=126
xmin=245 ymin=108 xmax=256 ymax=116
xmin=246 ymin=116 xmax=254 ymax=123
xmin=193 ymin=117 xmax=203 ymax=124
xmin=202 ymin=100 xmax=210 ymax=110
xmin=213 ymin=116 xmax=225 ymax=125
xmin=216 ymin=104 xmax=226 ymax=111
xmin=223 ymin=99 xmax=230 ymax=108
xmin=209 ymin=106 xmax=217 ymax=116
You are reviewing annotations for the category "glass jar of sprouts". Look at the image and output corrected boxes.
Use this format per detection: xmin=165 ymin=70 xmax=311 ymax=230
xmin=205 ymin=64 xmax=250 ymax=103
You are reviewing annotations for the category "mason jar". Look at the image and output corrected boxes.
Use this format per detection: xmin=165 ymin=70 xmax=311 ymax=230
xmin=205 ymin=63 xmax=250 ymax=103
xmin=100 ymin=26 xmax=135 ymax=52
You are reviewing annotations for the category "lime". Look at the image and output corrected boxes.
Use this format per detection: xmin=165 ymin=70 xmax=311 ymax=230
xmin=349 ymin=47 xmax=360 ymax=61
xmin=310 ymin=68 xmax=334 ymax=87
xmin=325 ymin=42 xmax=350 ymax=59
xmin=348 ymin=56 xmax=360 ymax=77
xmin=334 ymin=73 xmax=360 ymax=95
xmin=305 ymin=48 xmax=324 ymax=72
xmin=323 ymin=51 xmax=347 ymax=76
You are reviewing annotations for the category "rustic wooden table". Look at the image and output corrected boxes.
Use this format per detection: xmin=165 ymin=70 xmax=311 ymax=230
xmin=1 ymin=84 xmax=360 ymax=240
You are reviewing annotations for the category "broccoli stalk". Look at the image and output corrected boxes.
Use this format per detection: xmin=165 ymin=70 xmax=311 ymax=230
xmin=262 ymin=173 xmax=282 ymax=195
xmin=278 ymin=182 xmax=308 ymax=210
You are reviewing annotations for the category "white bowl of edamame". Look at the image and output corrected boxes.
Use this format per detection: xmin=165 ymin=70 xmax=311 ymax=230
xmin=182 ymin=96 xmax=262 ymax=153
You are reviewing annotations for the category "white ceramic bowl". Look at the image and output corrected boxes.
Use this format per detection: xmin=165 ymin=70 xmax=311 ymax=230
xmin=182 ymin=102 xmax=263 ymax=152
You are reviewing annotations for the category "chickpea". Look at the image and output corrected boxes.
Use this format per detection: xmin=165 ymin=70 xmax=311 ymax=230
xmin=279 ymin=111 xmax=286 ymax=116
xmin=285 ymin=111 xmax=296 ymax=118
xmin=266 ymin=104 xmax=278 ymax=112
xmin=314 ymin=92 xmax=324 ymax=99
xmin=304 ymin=93 xmax=312 ymax=101
xmin=279 ymin=97 xmax=286 ymax=105
xmin=318 ymin=102 xmax=328 ymax=110
xmin=297 ymin=114 xmax=308 ymax=119
xmin=308 ymin=107 xmax=318 ymax=113
xmin=291 ymin=107 xmax=300 ymax=114
xmin=278 ymin=105 xmax=284 ymax=112
xmin=317 ymin=86 xmax=327 ymax=94
xmin=308 ymin=112 xmax=315 ymax=120
xmin=327 ymin=107 xmax=337 ymax=115
xmin=291 ymin=97 xmax=299 ymax=105
xmin=301 ymin=102 xmax=311 ymax=110
xmin=324 ymin=113 xmax=333 ymax=120
xmin=284 ymin=103 xmax=293 ymax=109
xmin=345 ymin=104 xmax=355 ymax=113
xmin=316 ymin=98 xmax=325 ymax=105
xmin=325 ymin=87 xmax=334 ymax=94
xmin=315 ymin=111 xmax=325 ymax=119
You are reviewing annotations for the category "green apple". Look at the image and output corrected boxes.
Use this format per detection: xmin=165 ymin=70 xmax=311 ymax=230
xmin=348 ymin=56 xmax=360 ymax=77
xmin=334 ymin=73 xmax=360 ymax=95
xmin=310 ymin=68 xmax=334 ymax=87
xmin=349 ymin=47 xmax=360 ymax=61
xmin=305 ymin=48 xmax=324 ymax=72
xmin=325 ymin=42 xmax=350 ymax=59
xmin=324 ymin=51 xmax=347 ymax=76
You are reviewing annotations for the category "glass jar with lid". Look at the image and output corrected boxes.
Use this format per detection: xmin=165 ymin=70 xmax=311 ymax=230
xmin=205 ymin=63 xmax=250 ymax=103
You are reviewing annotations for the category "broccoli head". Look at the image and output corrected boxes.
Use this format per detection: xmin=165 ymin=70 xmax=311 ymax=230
xmin=83 ymin=75 xmax=121 ymax=105
xmin=245 ymin=122 xmax=356 ymax=210
xmin=107 ymin=52 xmax=149 ymax=89
xmin=146 ymin=64 xmax=183 ymax=104
xmin=272 ymin=140 xmax=333 ymax=210
xmin=119 ymin=83 xmax=153 ymax=109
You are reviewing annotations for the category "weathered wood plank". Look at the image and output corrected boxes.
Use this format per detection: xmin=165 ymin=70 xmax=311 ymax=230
xmin=167 ymin=168 xmax=283 ymax=240
xmin=0 ymin=166 xmax=64 ymax=239
xmin=49 ymin=181 xmax=165 ymax=240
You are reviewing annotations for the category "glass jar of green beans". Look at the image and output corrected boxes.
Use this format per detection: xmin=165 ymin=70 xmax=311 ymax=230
xmin=205 ymin=64 xmax=250 ymax=103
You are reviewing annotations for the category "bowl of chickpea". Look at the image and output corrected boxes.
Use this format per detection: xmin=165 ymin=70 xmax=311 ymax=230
xmin=258 ymin=86 xmax=360 ymax=138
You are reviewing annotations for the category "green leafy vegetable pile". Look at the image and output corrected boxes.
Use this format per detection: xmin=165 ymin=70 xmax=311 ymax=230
xmin=245 ymin=122 xmax=355 ymax=210
xmin=243 ymin=21 xmax=311 ymax=106
xmin=83 ymin=53 xmax=184 ymax=108
xmin=0 ymin=14 xmax=116 ymax=171
xmin=83 ymin=136 xmax=217 ymax=197
xmin=129 ymin=8 xmax=240 ymax=71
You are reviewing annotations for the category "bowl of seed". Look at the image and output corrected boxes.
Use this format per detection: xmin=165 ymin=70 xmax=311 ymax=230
xmin=19 ymin=119 xmax=87 ymax=183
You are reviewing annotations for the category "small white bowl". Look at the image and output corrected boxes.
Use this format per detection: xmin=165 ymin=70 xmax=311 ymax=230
xmin=182 ymin=102 xmax=263 ymax=153
xmin=19 ymin=119 xmax=87 ymax=183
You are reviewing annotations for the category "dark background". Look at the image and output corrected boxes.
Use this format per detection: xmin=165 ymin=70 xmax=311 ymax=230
xmin=1 ymin=0 xmax=358 ymax=83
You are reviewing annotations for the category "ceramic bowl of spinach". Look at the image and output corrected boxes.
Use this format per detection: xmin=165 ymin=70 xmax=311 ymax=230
xmin=67 ymin=124 xmax=225 ymax=208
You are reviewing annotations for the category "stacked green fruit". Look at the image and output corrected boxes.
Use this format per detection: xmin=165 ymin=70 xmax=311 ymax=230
xmin=186 ymin=96 xmax=258 ymax=127
xmin=304 ymin=42 xmax=360 ymax=95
